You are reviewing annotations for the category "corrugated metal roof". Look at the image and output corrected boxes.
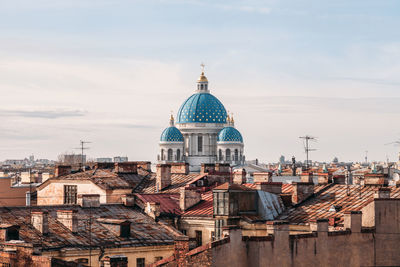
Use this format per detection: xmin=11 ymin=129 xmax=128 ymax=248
xmin=0 ymin=204 xmax=178 ymax=250
xmin=135 ymin=193 xmax=181 ymax=215
xmin=278 ymin=185 xmax=400 ymax=224
xmin=137 ymin=173 xmax=200 ymax=194
xmin=182 ymin=191 xmax=213 ymax=218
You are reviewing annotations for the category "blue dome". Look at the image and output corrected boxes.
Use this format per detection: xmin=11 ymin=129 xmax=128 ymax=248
xmin=217 ymin=127 xmax=243 ymax=143
xmin=176 ymin=93 xmax=227 ymax=124
xmin=160 ymin=127 xmax=183 ymax=142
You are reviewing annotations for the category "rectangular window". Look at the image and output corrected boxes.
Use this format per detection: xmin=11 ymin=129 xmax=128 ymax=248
xmin=198 ymin=135 xmax=203 ymax=152
xmin=64 ymin=185 xmax=77 ymax=204
xmin=195 ymin=230 xmax=202 ymax=247
xmin=182 ymin=229 xmax=187 ymax=235
xmin=136 ymin=258 xmax=145 ymax=267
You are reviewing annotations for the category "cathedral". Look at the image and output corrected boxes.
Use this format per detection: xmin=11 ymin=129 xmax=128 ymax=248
xmin=158 ymin=67 xmax=245 ymax=171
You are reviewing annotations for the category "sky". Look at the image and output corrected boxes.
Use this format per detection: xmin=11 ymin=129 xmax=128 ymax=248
xmin=1 ymin=0 xmax=400 ymax=163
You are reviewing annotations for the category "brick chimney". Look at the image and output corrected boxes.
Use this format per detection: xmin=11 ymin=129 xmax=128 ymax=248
xmin=292 ymin=182 xmax=314 ymax=204
xmin=180 ymin=187 xmax=201 ymax=211
xmin=374 ymin=187 xmax=391 ymax=199
xmin=55 ymin=165 xmax=71 ymax=177
xmin=145 ymin=202 xmax=161 ymax=219
xmin=233 ymin=169 xmax=247 ymax=184
xmin=344 ymin=211 xmax=362 ymax=232
xmin=171 ymin=162 xmax=189 ymax=175
xmin=31 ymin=211 xmax=49 ymax=234
xmin=156 ymin=164 xmax=171 ymax=192
xmin=77 ymin=194 xmax=100 ymax=208
xmin=253 ymin=172 xmax=272 ymax=183
xmin=310 ymin=218 xmax=329 ymax=235
xmin=365 ymin=173 xmax=388 ymax=186
xmin=300 ymin=172 xmax=313 ymax=183
xmin=101 ymin=255 xmax=128 ymax=267
xmin=121 ymin=194 xmax=135 ymax=207
xmin=317 ymin=173 xmax=332 ymax=184
xmin=201 ymin=163 xmax=215 ymax=174
xmin=57 ymin=210 xmax=78 ymax=233
xmin=114 ymin=162 xmax=138 ymax=174
xmin=255 ymin=182 xmax=282 ymax=194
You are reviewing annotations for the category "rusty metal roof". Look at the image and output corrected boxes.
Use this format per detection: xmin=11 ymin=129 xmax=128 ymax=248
xmin=0 ymin=204 xmax=178 ymax=251
xmin=39 ymin=169 xmax=146 ymax=190
xmin=182 ymin=191 xmax=213 ymax=218
xmin=135 ymin=193 xmax=181 ymax=215
xmin=136 ymin=173 xmax=200 ymax=194
xmin=278 ymin=185 xmax=400 ymax=224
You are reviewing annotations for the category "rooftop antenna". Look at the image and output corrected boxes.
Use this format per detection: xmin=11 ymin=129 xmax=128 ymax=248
xmin=385 ymin=140 xmax=400 ymax=162
xmin=299 ymin=135 xmax=317 ymax=170
xmin=74 ymin=140 xmax=91 ymax=170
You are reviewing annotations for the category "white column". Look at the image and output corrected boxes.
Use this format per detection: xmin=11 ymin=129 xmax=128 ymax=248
xmin=188 ymin=134 xmax=192 ymax=156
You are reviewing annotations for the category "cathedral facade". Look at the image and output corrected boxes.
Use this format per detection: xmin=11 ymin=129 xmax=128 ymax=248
xmin=158 ymin=69 xmax=245 ymax=171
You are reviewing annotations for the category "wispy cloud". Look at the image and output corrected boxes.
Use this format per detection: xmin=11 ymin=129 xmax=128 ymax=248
xmin=0 ymin=108 xmax=87 ymax=119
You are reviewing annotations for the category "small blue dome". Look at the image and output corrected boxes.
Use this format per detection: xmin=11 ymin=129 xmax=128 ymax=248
xmin=160 ymin=127 xmax=183 ymax=142
xmin=176 ymin=93 xmax=227 ymax=124
xmin=218 ymin=127 xmax=243 ymax=143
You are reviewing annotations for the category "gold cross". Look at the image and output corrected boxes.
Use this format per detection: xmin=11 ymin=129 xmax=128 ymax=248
xmin=200 ymin=63 xmax=205 ymax=73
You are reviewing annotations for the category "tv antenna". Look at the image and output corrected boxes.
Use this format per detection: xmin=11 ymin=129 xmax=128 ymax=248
xmin=385 ymin=140 xmax=400 ymax=162
xmin=74 ymin=140 xmax=91 ymax=169
xmin=299 ymin=135 xmax=317 ymax=169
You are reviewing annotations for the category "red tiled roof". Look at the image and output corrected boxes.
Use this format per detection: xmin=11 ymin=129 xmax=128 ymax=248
xmin=135 ymin=193 xmax=181 ymax=215
xmin=182 ymin=191 xmax=213 ymax=218
xmin=278 ymin=185 xmax=400 ymax=225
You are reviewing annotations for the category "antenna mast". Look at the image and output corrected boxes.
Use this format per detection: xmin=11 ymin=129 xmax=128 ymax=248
xmin=74 ymin=140 xmax=91 ymax=170
xmin=299 ymin=135 xmax=317 ymax=170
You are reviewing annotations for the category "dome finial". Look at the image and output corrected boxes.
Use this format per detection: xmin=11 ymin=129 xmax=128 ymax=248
xmin=170 ymin=111 xmax=174 ymax=126
xmin=197 ymin=63 xmax=208 ymax=83
xmin=231 ymin=112 xmax=235 ymax=126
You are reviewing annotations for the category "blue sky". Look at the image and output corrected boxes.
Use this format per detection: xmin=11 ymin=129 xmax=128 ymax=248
xmin=1 ymin=0 xmax=400 ymax=163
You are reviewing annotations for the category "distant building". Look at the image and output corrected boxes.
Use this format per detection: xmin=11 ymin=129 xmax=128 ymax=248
xmin=114 ymin=156 xmax=128 ymax=163
xmin=60 ymin=154 xmax=86 ymax=165
xmin=96 ymin=157 xmax=113 ymax=163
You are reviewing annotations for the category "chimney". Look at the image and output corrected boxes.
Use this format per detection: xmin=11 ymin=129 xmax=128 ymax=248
xmin=114 ymin=162 xmax=138 ymax=174
xmin=310 ymin=218 xmax=329 ymax=235
xmin=300 ymin=172 xmax=313 ymax=183
xmin=374 ymin=187 xmax=391 ymax=199
xmin=215 ymin=163 xmax=230 ymax=173
xmin=41 ymin=172 xmax=52 ymax=183
xmin=171 ymin=162 xmax=190 ymax=175
xmin=31 ymin=211 xmax=49 ymax=235
xmin=145 ymin=202 xmax=161 ymax=219
xmin=101 ymin=256 xmax=128 ymax=267
xmin=233 ymin=169 xmax=247 ymax=184
xmin=201 ymin=163 xmax=215 ymax=174
xmin=317 ymin=173 xmax=332 ymax=184
xmin=344 ymin=211 xmax=362 ymax=232
xmin=333 ymin=175 xmax=346 ymax=184
xmin=20 ymin=171 xmax=33 ymax=184
xmin=57 ymin=210 xmax=78 ymax=233
xmin=156 ymin=164 xmax=171 ymax=192
xmin=266 ymin=221 xmax=289 ymax=242
xmin=180 ymin=187 xmax=201 ymax=211
xmin=253 ymin=172 xmax=272 ymax=183
xmin=77 ymin=194 xmax=100 ymax=208
xmin=135 ymin=161 xmax=152 ymax=172
xmin=55 ymin=165 xmax=72 ymax=177
xmin=255 ymin=182 xmax=282 ymax=194
xmin=95 ymin=162 xmax=114 ymax=169
xmin=292 ymin=182 xmax=314 ymax=204
xmin=121 ymin=194 xmax=135 ymax=207
xmin=365 ymin=173 xmax=388 ymax=186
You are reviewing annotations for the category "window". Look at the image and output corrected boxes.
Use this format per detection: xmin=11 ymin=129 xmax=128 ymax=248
xmin=161 ymin=149 xmax=165 ymax=160
xmin=120 ymin=223 xmax=131 ymax=238
xmin=213 ymin=192 xmax=228 ymax=216
xmin=226 ymin=149 xmax=231 ymax=161
xmin=195 ymin=230 xmax=202 ymax=247
xmin=167 ymin=149 xmax=173 ymax=161
xmin=155 ymin=256 xmax=163 ymax=262
xmin=136 ymin=258 xmax=145 ymax=267
xmin=215 ymin=219 xmax=226 ymax=240
xmin=198 ymin=135 xmax=203 ymax=152
xmin=177 ymin=149 xmax=181 ymax=161
xmin=234 ymin=149 xmax=239 ymax=161
xmin=5 ymin=228 xmax=19 ymax=241
xmin=211 ymin=231 xmax=215 ymax=241
xmin=1 ymin=263 xmax=11 ymax=267
xmin=219 ymin=149 xmax=223 ymax=161
xmin=181 ymin=229 xmax=187 ymax=235
xmin=64 ymin=185 xmax=77 ymax=204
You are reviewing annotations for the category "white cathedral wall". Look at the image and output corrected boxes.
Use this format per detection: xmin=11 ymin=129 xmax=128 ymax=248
xmin=217 ymin=142 xmax=244 ymax=165
xmin=159 ymin=142 xmax=184 ymax=162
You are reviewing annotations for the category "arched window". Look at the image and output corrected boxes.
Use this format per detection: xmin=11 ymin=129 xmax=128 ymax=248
xmin=161 ymin=149 xmax=165 ymax=160
xmin=234 ymin=149 xmax=239 ymax=161
xmin=219 ymin=149 xmax=223 ymax=161
xmin=201 ymin=84 xmax=204 ymax=90
xmin=167 ymin=149 xmax=173 ymax=161
xmin=226 ymin=149 xmax=231 ymax=161
xmin=177 ymin=149 xmax=181 ymax=161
